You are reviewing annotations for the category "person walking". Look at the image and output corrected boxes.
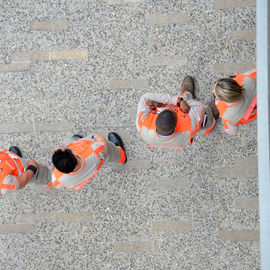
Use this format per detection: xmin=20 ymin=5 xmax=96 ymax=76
xmin=0 ymin=146 xmax=51 ymax=197
xmin=213 ymin=69 xmax=257 ymax=135
xmin=136 ymin=76 xmax=217 ymax=148
xmin=47 ymin=133 xmax=127 ymax=190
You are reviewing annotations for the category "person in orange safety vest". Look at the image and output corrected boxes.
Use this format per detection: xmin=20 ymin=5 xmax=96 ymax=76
xmin=213 ymin=69 xmax=257 ymax=135
xmin=136 ymin=76 xmax=218 ymax=149
xmin=47 ymin=133 xmax=127 ymax=190
xmin=0 ymin=146 xmax=51 ymax=197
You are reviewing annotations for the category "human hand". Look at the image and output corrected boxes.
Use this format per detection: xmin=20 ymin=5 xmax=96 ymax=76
xmin=93 ymin=134 xmax=108 ymax=143
xmin=26 ymin=160 xmax=40 ymax=171
xmin=180 ymin=99 xmax=190 ymax=113
xmin=145 ymin=100 xmax=165 ymax=110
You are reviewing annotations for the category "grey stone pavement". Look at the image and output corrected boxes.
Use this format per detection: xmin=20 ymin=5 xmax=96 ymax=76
xmin=0 ymin=0 xmax=258 ymax=269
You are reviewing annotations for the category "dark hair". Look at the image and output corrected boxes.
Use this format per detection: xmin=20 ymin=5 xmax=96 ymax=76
xmin=52 ymin=148 xmax=77 ymax=173
xmin=156 ymin=109 xmax=177 ymax=136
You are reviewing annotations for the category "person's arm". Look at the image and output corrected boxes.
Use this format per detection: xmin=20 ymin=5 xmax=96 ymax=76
xmin=223 ymin=119 xmax=239 ymax=135
xmin=92 ymin=134 xmax=108 ymax=158
xmin=186 ymin=99 xmax=205 ymax=131
xmin=15 ymin=160 xmax=40 ymax=189
xmin=136 ymin=93 xmax=179 ymax=131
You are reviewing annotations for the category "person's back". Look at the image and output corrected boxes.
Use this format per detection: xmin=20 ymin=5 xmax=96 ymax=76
xmin=138 ymin=106 xmax=197 ymax=148
xmin=136 ymin=76 xmax=217 ymax=148
xmin=48 ymin=133 xmax=127 ymax=190
xmin=214 ymin=69 xmax=257 ymax=135
xmin=0 ymin=146 xmax=50 ymax=197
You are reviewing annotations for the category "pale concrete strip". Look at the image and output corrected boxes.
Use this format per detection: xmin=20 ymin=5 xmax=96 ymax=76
xmin=214 ymin=63 xmax=255 ymax=73
xmin=113 ymin=159 xmax=152 ymax=171
xmin=15 ymin=212 xmax=93 ymax=223
xmin=213 ymin=0 xmax=255 ymax=10
xmin=109 ymin=78 xmax=148 ymax=89
xmin=215 ymin=156 xmax=258 ymax=178
xmin=49 ymin=50 xmax=88 ymax=60
xmin=232 ymin=29 xmax=256 ymax=40
xmin=152 ymin=221 xmax=192 ymax=232
xmin=12 ymin=50 xmax=88 ymax=62
xmin=0 ymin=62 xmax=31 ymax=72
xmin=0 ymin=122 xmax=33 ymax=133
xmin=149 ymin=56 xmax=187 ymax=67
xmin=12 ymin=51 xmax=49 ymax=62
xmin=146 ymin=13 xmax=187 ymax=26
xmin=30 ymin=19 xmax=68 ymax=31
xmin=0 ymin=224 xmax=35 ymax=234
xmin=113 ymin=241 xmax=153 ymax=252
xmin=34 ymin=121 xmax=73 ymax=132
xmin=152 ymin=177 xmax=192 ymax=191
xmin=234 ymin=198 xmax=259 ymax=209
xmin=218 ymin=230 xmax=259 ymax=241
xmin=0 ymin=121 xmax=72 ymax=134
xmin=106 ymin=0 xmax=143 ymax=3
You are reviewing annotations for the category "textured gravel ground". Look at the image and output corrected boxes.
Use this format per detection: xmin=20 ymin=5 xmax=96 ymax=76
xmin=0 ymin=0 xmax=258 ymax=269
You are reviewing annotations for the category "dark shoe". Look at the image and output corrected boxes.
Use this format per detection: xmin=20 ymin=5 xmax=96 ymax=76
xmin=9 ymin=146 xmax=22 ymax=158
xmin=208 ymin=100 xmax=220 ymax=120
xmin=73 ymin=134 xmax=83 ymax=140
xmin=108 ymin=132 xmax=127 ymax=164
xmin=181 ymin=76 xmax=195 ymax=97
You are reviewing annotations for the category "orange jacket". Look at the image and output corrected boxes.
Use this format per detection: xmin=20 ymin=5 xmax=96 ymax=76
xmin=137 ymin=105 xmax=201 ymax=148
xmin=216 ymin=70 xmax=257 ymax=131
xmin=47 ymin=140 xmax=104 ymax=190
xmin=0 ymin=149 xmax=24 ymax=190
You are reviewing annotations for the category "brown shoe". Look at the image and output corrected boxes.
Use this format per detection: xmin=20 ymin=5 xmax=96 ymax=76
xmin=181 ymin=76 xmax=195 ymax=97
xmin=208 ymin=100 xmax=220 ymax=120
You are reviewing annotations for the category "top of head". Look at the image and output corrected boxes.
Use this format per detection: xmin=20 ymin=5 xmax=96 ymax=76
xmin=215 ymin=78 xmax=245 ymax=103
xmin=52 ymin=148 xmax=78 ymax=173
xmin=156 ymin=109 xmax=177 ymax=136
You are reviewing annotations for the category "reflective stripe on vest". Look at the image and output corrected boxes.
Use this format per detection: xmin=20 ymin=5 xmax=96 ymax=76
xmin=216 ymin=70 xmax=257 ymax=126
xmin=0 ymin=150 xmax=24 ymax=190
xmin=47 ymin=141 xmax=104 ymax=190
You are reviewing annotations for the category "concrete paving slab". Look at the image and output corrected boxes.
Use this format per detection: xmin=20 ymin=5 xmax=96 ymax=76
xmin=213 ymin=0 xmax=255 ymax=10
xmin=0 ymin=62 xmax=31 ymax=72
xmin=0 ymin=224 xmax=35 ymax=234
xmin=30 ymin=19 xmax=69 ymax=31
xmin=213 ymin=63 xmax=256 ymax=73
xmin=218 ymin=230 xmax=260 ymax=241
xmin=146 ymin=13 xmax=188 ymax=26
xmin=148 ymin=56 xmax=187 ymax=67
xmin=15 ymin=212 xmax=93 ymax=223
xmin=232 ymin=29 xmax=256 ymax=40
xmin=113 ymin=241 xmax=153 ymax=252
xmin=234 ymin=198 xmax=259 ymax=209
xmin=0 ymin=121 xmax=73 ymax=134
xmin=109 ymin=78 xmax=148 ymax=89
xmin=12 ymin=50 xmax=88 ymax=62
xmin=215 ymin=156 xmax=258 ymax=178
xmin=152 ymin=220 xmax=192 ymax=232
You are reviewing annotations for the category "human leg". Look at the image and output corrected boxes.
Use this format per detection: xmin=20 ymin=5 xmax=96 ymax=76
xmin=107 ymin=132 xmax=127 ymax=164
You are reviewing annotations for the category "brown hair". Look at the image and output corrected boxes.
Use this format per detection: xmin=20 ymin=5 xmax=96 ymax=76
xmin=215 ymin=78 xmax=245 ymax=102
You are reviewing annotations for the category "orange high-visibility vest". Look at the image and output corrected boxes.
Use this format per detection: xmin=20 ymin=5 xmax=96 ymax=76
xmin=216 ymin=69 xmax=257 ymax=128
xmin=46 ymin=140 xmax=104 ymax=190
xmin=0 ymin=149 xmax=24 ymax=190
xmin=138 ymin=106 xmax=201 ymax=149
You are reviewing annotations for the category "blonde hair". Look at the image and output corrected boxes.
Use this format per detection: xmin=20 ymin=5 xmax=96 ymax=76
xmin=215 ymin=78 xmax=245 ymax=102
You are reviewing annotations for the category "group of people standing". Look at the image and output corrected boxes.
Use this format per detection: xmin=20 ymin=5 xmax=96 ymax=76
xmin=0 ymin=69 xmax=257 ymax=196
